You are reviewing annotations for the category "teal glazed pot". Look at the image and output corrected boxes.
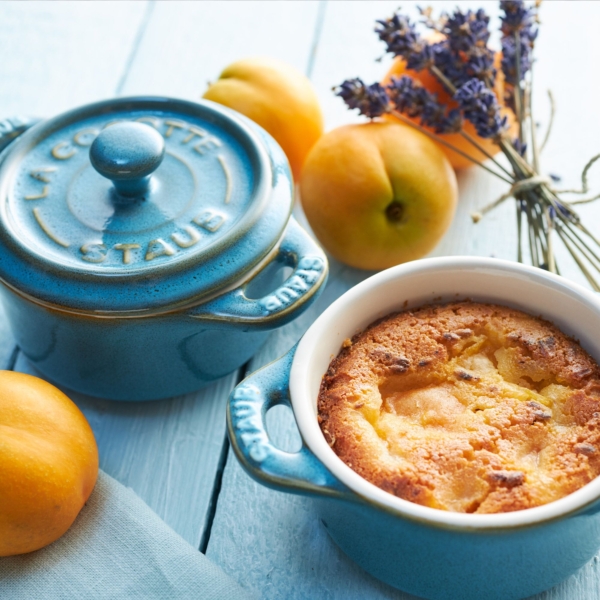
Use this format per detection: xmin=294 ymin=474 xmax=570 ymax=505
xmin=0 ymin=99 xmax=327 ymax=400
xmin=228 ymin=257 xmax=600 ymax=600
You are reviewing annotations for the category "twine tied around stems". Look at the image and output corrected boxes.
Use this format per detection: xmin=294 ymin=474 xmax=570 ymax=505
xmin=471 ymin=175 xmax=553 ymax=223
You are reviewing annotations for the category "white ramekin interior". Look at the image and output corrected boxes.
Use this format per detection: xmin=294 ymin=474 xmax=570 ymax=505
xmin=290 ymin=256 xmax=600 ymax=529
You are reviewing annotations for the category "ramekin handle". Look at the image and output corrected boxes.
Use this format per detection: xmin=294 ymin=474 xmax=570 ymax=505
xmin=228 ymin=345 xmax=350 ymax=498
xmin=189 ymin=217 xmax=328 ymax=329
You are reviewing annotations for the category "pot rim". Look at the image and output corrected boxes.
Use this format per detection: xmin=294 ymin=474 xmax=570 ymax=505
xmin=0 ymin=226 xmax=284 ymax=319
xmin=290 ymin=256 xmax=600 ymax=530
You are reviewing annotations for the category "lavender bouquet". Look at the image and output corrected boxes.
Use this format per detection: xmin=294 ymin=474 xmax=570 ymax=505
xmin=337 ymin=1 xmax=600 ymax=288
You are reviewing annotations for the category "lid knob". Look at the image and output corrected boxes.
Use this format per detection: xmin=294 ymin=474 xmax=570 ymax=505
xmin=89 ymin=122 xmax=165 ymax=199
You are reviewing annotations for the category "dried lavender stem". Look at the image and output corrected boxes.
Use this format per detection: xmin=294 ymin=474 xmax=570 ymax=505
xmin=427 ymin=65 xmax=518 ymax=182
xmin=388 ymin=110 xmax=513 ymax=183
xmin=558 ymin=212 xmax=600 ymax=260
xmin=532 ymin=200 xmax=550 ymax=262
xmin=561 ymin=222 xmax=600 ymax=272
xmin=514 ymin=32 xmax=524 ymax=146
xmin=554 ymin=154 xmax=600 ymax=194
xmin=429 ymin=65 xmax=457 ymax=95
xmin=500 ymin=137 xmax=534 ymax=178
xmin=543 ymin=186 xmax=579 ymax=221
xmin=527 ymin=72 xmax=541 ymax=174
xmin=517 ymin=201 xmax=524 ymax=263
xmin=539 ymin=90 xmax=555 ymax=153
xmin=530 ymin=198 xmax=548 ymax=265
xmin=523 ymin=200 xmax=539 ymax=266
xmin=545 ymin=208 xmax=556 ymax=273
xmin=473 ymin=190 xmax=513 ymax=221
xmin=568 ymin=193 xmax=600 ymax=206
xmin=517 ymin=65 xmax=556 ymax=272
xmin=555 ymin=226 xmax=600 ymax=291
xmin=574 ymin=222 xmax=600 ymax=249
xmin=459 ymin=130 xmax=513 ymax=178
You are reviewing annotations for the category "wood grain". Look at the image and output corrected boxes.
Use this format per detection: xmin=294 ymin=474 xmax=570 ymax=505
xmin=120 ymin=0 xmax=323 ymax=98
xmin=0 ymin=1 xmax=149 ymax=117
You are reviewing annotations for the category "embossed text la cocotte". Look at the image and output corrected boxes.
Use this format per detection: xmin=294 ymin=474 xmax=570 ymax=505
xmin=0 ymin=97 xmax=328 ymax=401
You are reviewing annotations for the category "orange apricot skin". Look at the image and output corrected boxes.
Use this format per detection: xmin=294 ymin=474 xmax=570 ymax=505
xmin=300 ymin=121 xmax=458 ymax=271
xmin=203 ymin=57 xmax=324 ymax=181
xmin=0 ymin=371 xmax=99 ymax=556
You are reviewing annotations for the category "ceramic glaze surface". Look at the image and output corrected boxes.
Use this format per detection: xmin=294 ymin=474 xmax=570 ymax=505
xmin=89 ymin=121 xmax=166 ymax=197
xmin=0 ymin=283 xmax=272 ymax=400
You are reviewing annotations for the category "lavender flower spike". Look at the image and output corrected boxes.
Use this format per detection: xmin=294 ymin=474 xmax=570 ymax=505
xmin=454 ymin=79 xmax=507 ymax=138
xmin=336 ymin=78 xmax=390 ymax=118
xmin=500 ymin=0 xmax=537 ymax=36
xmin=434 ymin=8 xmax=496 ymax=87
xmin=500 ymin=0 xmax=538 ymax=85
xmin=375 ymin=12 xmax=434 ymax=71
xmin=387 ymin=76 xmax=462 ymax=134
xmin=444 ymin=8 xmax=492 ymax=55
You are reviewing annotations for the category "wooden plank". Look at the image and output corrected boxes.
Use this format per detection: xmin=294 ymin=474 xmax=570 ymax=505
xmin=0 ymin=1 xmax=149 ymax=117
xmin=0 ymin=0 xmax=230 ymax=549
xmin=207 ymin=1 xmax=600 ymax=598
xmin=120 ymin=0 xmax=323 ymax=98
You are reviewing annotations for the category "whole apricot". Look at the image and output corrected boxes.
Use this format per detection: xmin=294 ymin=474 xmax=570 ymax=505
xmin=0 ymin=372 xmax=98 ymax=556
xmin=300 ymin=122 xmax=457 ymax=271
xmin=203 ymin=57 xmax=323 ymax=181
xmin=383 ymin=54 xmax=515 ymax=170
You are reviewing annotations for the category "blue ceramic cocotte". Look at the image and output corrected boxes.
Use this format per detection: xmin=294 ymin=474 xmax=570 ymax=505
xmin=0 ymin=98 xmax=327 ymax=400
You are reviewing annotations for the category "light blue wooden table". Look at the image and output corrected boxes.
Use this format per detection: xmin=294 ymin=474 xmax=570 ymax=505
xmin=1 ymin=2 xmax=600 ymax=598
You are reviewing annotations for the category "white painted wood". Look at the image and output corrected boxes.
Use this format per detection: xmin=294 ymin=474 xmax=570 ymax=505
xmin=208 ymin=2 xmax=600 ymax=599
xmin=0 ymin=0 xmax=243 ymax=550
xmin=0 ymin=1 xmax=149 ymax=116
xmin=0 ymin=0 xmax=239 ymax=549
xmin=120 ymin=0 xmax=322 ymax=98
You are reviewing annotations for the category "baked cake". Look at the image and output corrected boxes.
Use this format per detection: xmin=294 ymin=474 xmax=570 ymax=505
xmin=317 ymin=302 xmax=600 ymax=513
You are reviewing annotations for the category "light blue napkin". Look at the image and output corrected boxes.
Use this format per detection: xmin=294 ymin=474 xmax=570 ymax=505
xmin=0 ymin=471 xmax=252 ymax=599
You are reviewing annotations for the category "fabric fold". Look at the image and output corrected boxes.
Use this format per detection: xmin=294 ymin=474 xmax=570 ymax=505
xmin=0 ymin=471 xmax=252 ymax=599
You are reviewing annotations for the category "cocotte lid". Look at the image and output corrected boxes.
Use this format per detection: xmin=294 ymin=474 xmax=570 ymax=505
xmin=0 ymin=97 xmax=293 ymax=314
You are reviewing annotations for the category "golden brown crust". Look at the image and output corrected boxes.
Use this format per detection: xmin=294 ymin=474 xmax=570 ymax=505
xmin=317 ymin=302 xmax=600 ymax=513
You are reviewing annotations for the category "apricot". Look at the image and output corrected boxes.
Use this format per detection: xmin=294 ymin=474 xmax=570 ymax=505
xmin=383 ymin=54 xmax=515 ymax=170
xmin=300 ymin=121 xmax=457 ymax=271
xmin=0 ymin=372 xmax=98 ymax=556
xmin=203 ymin=57 xmax=323 ymax=181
